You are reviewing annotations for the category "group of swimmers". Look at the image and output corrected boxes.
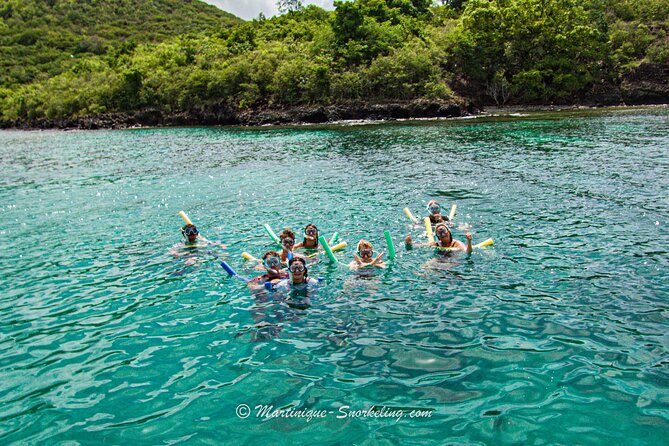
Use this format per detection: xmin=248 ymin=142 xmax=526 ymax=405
xmin=172 ymin=200 xmax=479 ymax=295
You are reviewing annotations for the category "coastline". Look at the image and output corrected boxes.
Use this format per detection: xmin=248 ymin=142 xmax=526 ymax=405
xmin=2 ymin=100 xmax=668 ymax=132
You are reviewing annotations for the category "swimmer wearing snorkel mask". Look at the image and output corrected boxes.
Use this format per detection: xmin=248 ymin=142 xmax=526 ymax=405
xmin=278 ymin=228 xmax=298 ymax=262
xmin=405 ymin=223 xmax=472 ymax=253
xmin=248 ymin=250 xmax=289 ymax=289
xmin=168 ymin=223 xmax=226 ymax=262
xmin=426 ymin=200 xmax=450 ymax=225
xmin=294 ymin=224 xmax=321 ymax=250
xmin=349 ymin=239 xmax=386 ymax=269
xmin=181 ymin=224 xmax=199 ymax=244
xmin=275 ymin=257 xmax=319 ymax=291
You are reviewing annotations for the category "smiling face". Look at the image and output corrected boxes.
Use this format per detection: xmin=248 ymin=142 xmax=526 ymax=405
xmin=305 ymin=225 xmax=318 ymax=240
xmin=289 ymin=259 xmax=306 ymax=283
xmin=435 ymin=225 xmax=452 ymax=245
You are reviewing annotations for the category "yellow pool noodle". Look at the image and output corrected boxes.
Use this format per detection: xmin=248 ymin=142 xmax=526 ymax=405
xmin=404 ymin=207 xmax=418 ymax=223
xmin=242 ymin=252 xmax=259 ymax=262
xmin=434 ymin=238 xmax=494 ymax=251
xmin=178 ymin=211 xmax=193 ymax=226
xmin=424 ymin=217 xmax=434 ymax=241
xmin=449 ymin=204 xmax=457 ymax=221
xmin=330 ymin=241 xmax=347 ymax=252
xmin=474 ymin=238 xmax=494 ymax=249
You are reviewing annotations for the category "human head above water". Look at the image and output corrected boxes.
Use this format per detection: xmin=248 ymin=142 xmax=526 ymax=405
xmin=182 ymin=224 xmax=199 ymax=243
xmin=280 ymin=228 xmax=296 ymax=249
xmin=288 ymin=256 xmax=308 ymax=280
xmin=427 ymin=200 xmax=441 ymax=215
xmin=262 ymin=250 xmax=282 ymax=271
xmin=357 ymin=239 xmax=374 ymax=258
xmin=435 ymin=223 xmax=452 ymax=243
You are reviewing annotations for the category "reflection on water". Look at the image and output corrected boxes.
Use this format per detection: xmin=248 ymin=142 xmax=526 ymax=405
xmin=0 ymin=108 xmax=668 ymax=444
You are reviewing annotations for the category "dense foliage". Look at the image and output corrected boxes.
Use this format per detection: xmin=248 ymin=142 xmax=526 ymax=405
xmin=0 ymin=0 xmax=240 ymax=86
xmin=1 ymin=0 xmax=667 ymax=124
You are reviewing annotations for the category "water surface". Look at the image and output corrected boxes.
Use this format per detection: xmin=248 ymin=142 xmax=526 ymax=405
xmin=1 ymin=107 xmax=668 ymax=444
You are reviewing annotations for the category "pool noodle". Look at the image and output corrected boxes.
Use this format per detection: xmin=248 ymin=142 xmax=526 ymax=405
xmin=264 ymin=224 xmax=282 ymax=247
xmin=330 ymin=241 xmax=347 ymax=252
xmin=449 ymin=204 xmax=457 ymax=221
xmin=319 ymin=235 xmax=338 ymax=264
xmin=384 ymin=230 xmax=396 ymax=260
xmin=433 ymin=238 xmax=494 ymax=251
xmin=404 ymin=207 xmax=418 ymax=223
xmin=242 ymin=252 xmax=258 ymax=261
xmin=220 ymin=260 xmax=250 ymax=283
xmin=424 ymin=217 xmax=434 ymax=241
xmin=474 ymin=238 xmax=494 ymax=249
xmin=178 ymin=211 xmax=193 ymax=226
xmin=330 ymin=232 xmax=339 ymax=245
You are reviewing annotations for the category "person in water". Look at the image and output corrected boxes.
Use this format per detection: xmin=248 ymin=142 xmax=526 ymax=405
xmin=248 ymin=250 xmax=289 ymax=289
xmin=405 ymin=223 xmax=472 ymax=253
xmin=169 ymin=224 xmax=225 ymax=264
xmin=275 ymin=257 xmax=319 ymax=292
xmin=426 ymin=200 xmax=450 ymax=225
xmin=278 ymin=228 xmax=300 ymax=262
xmin=349 ymin=239 xmax=385 ymax=269
xmin=294 ymin=224 xmax=320 ymax=250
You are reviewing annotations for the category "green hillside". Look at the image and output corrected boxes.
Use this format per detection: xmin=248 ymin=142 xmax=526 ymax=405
xmin=0 ymin=0 xmax=241 ymax=87
xmin=1 ymin=0 xmax=667 ymax=127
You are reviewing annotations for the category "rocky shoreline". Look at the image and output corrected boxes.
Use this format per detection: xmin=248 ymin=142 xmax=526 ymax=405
xmin=2 ymin=62 xmax=667 ymax=131
xmin=1 ymin=99 xmax=477 ymax=131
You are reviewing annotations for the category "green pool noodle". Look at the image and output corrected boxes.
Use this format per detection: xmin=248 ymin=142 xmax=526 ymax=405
xmin=384 ymin=230 xmax=396 ymax=260
xmin=319 ymin=235 xmax=338 ymax=264
xmin=330 ymin=232 xmax=339 ymax=245
xmin=264 ymin=223 xmax=282 ymax=247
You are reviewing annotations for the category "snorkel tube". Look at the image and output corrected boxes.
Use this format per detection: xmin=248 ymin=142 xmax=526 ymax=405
xmin=384 ymin=230 xmax=396 ymax=260
xmin=319 ymin=235 xmax=339 ymax=264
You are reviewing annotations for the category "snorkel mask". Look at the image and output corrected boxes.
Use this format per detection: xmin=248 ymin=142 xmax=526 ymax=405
xmin=435 ymin=225 xmax=451 ymax=240
xmin=182 ymin=225 xmax=199 ymax=238
xmin=428 ymin=203 xmax=441 ymax=215
xmin=358 ymin=248 xmax=374 ymax=258
xmin=304 ymin=225 xmax=318 ymax=239
xmin=263 ymin=256 xmax=281 ymax=270
xmin=288 ymin=258 xmax=308 ymax=282
xmin=281 ymin=237 xmax=295 ymax=249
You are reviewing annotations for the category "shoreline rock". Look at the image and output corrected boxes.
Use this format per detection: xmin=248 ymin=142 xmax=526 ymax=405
xmin=1 ymin=99 xmax=478 ymax=131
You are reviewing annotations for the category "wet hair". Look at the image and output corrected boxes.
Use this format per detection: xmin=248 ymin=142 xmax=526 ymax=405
xmin=303 ymin=224 xmax=319 ymax=247
xmin=280 ymin=228 xmax=295 ymax=241
xmin=181 ymin=224 xmax=198 ymax=237
xmin=262 ymin=250 xmax=280 ymax=261
xmin=357 ymin=239 xmax=373 ymax=251
xmin=427 ymin=200 xmax=440 ymax=209
xmin=288 ymin=256 xmax=308 ymax=278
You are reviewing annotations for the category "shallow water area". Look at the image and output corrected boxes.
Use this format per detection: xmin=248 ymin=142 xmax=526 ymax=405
xmin=1 ymin=107 xmax=668 ymax=444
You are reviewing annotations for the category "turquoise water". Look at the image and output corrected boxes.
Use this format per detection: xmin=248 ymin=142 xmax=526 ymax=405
xmin=1 ymin=108 xmax=668 ymax=445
